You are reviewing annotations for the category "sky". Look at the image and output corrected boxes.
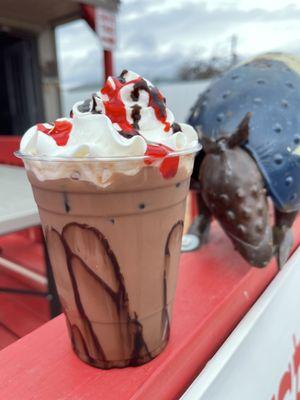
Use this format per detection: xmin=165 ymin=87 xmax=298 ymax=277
xmin=56 ymin=0 xmax=300 ymax=89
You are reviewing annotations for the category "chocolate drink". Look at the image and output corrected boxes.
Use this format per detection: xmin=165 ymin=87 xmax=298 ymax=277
xmin=25 ymin=156 xmax=194 ymax=368
xmin=18 ymin=69 xmax=199 ymax=368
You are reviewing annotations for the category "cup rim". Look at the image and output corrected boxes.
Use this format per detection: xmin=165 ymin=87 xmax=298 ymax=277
xmin=14 ymin=143 xmax=201 ymax=162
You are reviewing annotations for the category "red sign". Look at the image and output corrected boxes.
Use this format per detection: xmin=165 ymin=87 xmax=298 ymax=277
xmin=95 ymin=7 xmax=116 ymax=51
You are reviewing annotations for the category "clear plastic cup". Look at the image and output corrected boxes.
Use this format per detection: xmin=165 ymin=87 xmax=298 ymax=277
xmin=16 ymin=146 xmax=200 ymax=369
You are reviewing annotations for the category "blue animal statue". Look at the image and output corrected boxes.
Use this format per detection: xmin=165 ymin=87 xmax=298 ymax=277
xmin=188 ymin=53 xmax=300 ymax=267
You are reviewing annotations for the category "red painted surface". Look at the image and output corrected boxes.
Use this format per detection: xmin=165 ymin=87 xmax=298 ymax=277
xmin=0 ymin=325 xmax=17 ymax=349
xmin=0 ymin=291 xmax=48 ymax=338
xmin=0 ymin=232 xmax=48 ymax=350
xmin=0 ymin=136 xmax=22 ymax=166
xmin=0 ymin=270 xmax=49 ymax=350
xmin=0 ymin=233 xmax=45 ymax=279
xmin=0 ymin=219 xmax=300 ymax=400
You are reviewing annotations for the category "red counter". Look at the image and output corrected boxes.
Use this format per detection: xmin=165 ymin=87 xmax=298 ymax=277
xmin=1 ymin=220 xmax=299 ymax=400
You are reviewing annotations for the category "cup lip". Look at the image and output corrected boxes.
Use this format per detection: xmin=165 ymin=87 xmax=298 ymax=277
xmin=14 ymin=143 xmax=201 ymax=162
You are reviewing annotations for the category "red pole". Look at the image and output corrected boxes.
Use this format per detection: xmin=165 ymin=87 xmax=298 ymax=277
xmin=80 ymin=4 xmax=96 ymax=30
xmin=104 ymin=50 xmax=113 ymax=80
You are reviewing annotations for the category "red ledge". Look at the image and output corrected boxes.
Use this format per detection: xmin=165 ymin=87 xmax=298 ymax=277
xmin=1 ymin=220 xmax=299 ymax=400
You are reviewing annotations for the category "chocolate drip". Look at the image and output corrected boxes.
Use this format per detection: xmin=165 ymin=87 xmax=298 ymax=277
xmin=69 ymin=322 xmax=96 ymax=365
xmin=63 ymin=193 xmax=70 ymax=213
xmin=172 ymin=122 xmax=182 ymax=133
xmin=91 ymin=94 xmax=99 ymax=114
xmin=161 ymin=269 xmax=170 ymax=341
xmin=118 ymin=131 xmax=136 ymax=138
xmin=118 ymin=129 xmax=139 ymax=138
xmin=48 ymin=229 xmax=107 ymax=363
xmin=119 ymin=132 xmax=131 ymax=138
xmin=62 ymin=239 xmax=107 ymax=363
xmin=131 ymin=105 xmax=142 ymax=130
xmin=118 ymin=69 xmax=128 ymax=83
xmin=162 ymin=221 xmax=184 ymax=341
xmin=131 ymin=79 xmax=147 ymax=102
xmin=48 ymin=223 xmax=152 ymax=368
xmin=131 ymin=79 xmax=167 ymax=123
xmin=129 ymin=312 xmax=151 ymax=364
xmin=164 ymin=221 xmax=184 ymax=258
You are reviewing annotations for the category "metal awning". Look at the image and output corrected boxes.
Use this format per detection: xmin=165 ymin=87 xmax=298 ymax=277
xmin=0 ymin=0 xmax=119 ymax=31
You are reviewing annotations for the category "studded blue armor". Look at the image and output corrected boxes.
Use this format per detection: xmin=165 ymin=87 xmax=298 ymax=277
xmin=188 ymin=55 xmax=300 ymax=212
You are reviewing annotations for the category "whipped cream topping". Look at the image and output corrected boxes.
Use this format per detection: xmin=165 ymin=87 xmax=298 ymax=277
xmin=20 ymin=70 xmax=198 ymax=158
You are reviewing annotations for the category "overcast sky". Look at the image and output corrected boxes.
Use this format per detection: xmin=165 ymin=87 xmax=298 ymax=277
xmin=56 ymin=0 xmax=300 ymax=88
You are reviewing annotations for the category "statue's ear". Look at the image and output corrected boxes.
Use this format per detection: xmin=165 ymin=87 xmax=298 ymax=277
xmin=228 ymin=112 xmax=252 ymax=148
xmin=197 ymin=126 xmax=219 ymax=153
xmin=200 ymin=135 xmax=218 ymax=153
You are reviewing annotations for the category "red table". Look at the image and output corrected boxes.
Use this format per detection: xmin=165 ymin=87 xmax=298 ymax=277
xmin=1 ymin=220 xmax=299 ymax=400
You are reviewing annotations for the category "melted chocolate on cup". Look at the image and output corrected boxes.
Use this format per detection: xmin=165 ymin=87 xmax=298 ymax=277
xmin=44 ymin=190 xmax=185 ymax=369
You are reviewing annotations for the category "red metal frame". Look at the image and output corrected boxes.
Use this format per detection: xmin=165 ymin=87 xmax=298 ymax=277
xmin=80 ymin=4 xmax=95 ymax=30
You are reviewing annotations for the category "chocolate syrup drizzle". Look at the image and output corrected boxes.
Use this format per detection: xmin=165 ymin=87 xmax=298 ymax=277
xmin=131 ymin=105 xmax=142 ymax=130
xmin=63 ymin=193 xmax=70 ymax=213
xmin=71 ymin=70 xmax=182 ymax=144
xmin=48 ymin=223 xmax=150 ymax=367
xmin=131 ymin=79 xmax=168 ymax=128
xmin=69 ymin=323 xmax=92 ymax=360
xmin=91 ymin=94 xmax=100 ymax=114
xmin=118 ymin=131 xmax=138 ymax=139
xmin=171 ymin=122 xmax=182 ymax=133
xmin=162 ymin=220 xmax=184 ymax=342
xmin=83 ymin=70 xmax=181 ymax=140
xmin=118 ymin=69 xmax=128 ymax=83
xmin=47 ymin=220 xmax=183 ymax=368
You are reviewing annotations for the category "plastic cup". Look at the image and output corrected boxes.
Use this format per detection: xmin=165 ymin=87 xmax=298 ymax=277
xmin=16 ymin=146 xmax=199 ymax=369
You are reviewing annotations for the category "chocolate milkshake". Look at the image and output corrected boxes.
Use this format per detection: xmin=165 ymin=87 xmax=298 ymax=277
xmin=17 ymin=70 xmax=199 ymax=369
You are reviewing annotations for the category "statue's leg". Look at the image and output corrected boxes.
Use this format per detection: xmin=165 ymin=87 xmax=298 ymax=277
xmin=273 ymin=209 xmax=298 ymax=268
xmin=187 ymin=191 xmax=212 ymax=246
xmin=199 ymin=147 xmax=273 ymax=268
xmin=185 ymin=147 xmax=213 ymax=249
